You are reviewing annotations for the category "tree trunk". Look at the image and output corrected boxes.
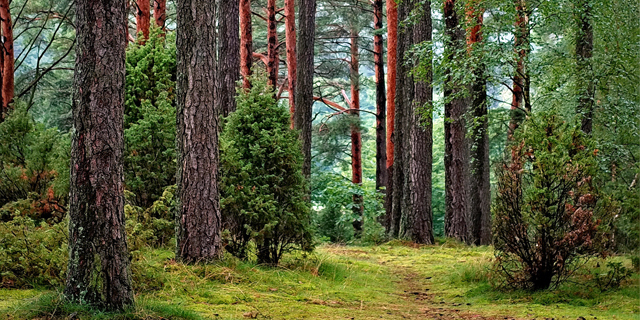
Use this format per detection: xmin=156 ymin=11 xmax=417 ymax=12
xmin=410 ymin=0 xmax=434 ymax=245
xmin=385 ymin=0 xmax=398 ymax=233
xmin=466 ymin=0 xmax=491 ymax=245
xmin=240 ymin=0 xmax=253 ymax=89
xmin=175 ymin=0 xmax=223 ymax=263
xmin=285 ymin=0 xmax=297 ymax=128
xmin=154 ymin=0 xmax=167 ymax=31
xmin=349 ymin=29 xmax=363 ymax=234
xmin=266 ymin=0 xmax=278 ymax=88
xmin=575 ymin=0 xmax=594 ymax=134
xmin=373 ymin=0 xmax=387 ymax=193
xmin=0 ymin=0 xmax=14 ymax=112
xmin=508 ymin=0 xmax=529 ymax=139
xmin=136 ymin=0 xmax=151 ymax=43
xmin=217 ymin=0 xmax=240 ymax=117
xmin=64 ymin=0 xmax=134 ymax=310
xmin=294 ymin=0 xmax=316 ymax=179
xmin=444 ymin=0 xmax=470 ymax=243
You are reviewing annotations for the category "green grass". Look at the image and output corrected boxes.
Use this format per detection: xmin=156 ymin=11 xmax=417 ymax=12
xmin=2 ymin=242 xmax=638 ymax=319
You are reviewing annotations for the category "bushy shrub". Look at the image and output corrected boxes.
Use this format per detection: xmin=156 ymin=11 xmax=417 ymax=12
xmin=592 ymin=261 xmax=633 ymax=291
xmin=125 ymin=185 xmax=176 ymax=250
xmin=0 ymin=215 xmax=68 ymax=288
xmin=220 ymin=77 xmax=313 ymax=265
xmin=492 ymin=112 xmax=612 ymax=290
xmin=0 ymin=103 xmax=70 ymax=223
xmin=125 ymin=27 xmax=177 ymax=207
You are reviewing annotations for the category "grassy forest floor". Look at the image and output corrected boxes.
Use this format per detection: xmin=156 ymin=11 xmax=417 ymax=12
xmin=1 ymin=242 xmax=638 ymax=320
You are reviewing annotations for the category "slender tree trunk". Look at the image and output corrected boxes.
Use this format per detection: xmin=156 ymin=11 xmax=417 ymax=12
xmin=508 ymin=0 xmax=529 ymax=139
xmin=373 ymin=0 xmax=387 ymax=193
xmin=266 ymin=0 xmax=278 ymax=88
xmin=154 ymin=0 xmax=167 ymax=31
xmin=575 ymin=0 xmax=594 ymax=134
xmin=175 ymin=0 xmax=222 ymax=263
xmin=349 ymin=29 xmax=363 ymax=234
xmin=217 ymin=0 xmax=240 ymax=117
xmin=294 ymin=0 xmax=316 ymax=179
xmin=385 ymin=0 xmax=398 ymax=233
xmin=136 ymin=0 xmax=151 ymax=43
xmin=444 ymin=0 xmax=470 ymax=243
xmin=410 ymin=0 xmax=434 ymax=245
xmin=0 ymin=0 xmax=14 ymax=112
xmin=64 ymin=0 xmax=133 ymax=310
xmin=285 ymin=0 xmax=297 ymax=128
xmin=466 ymin=0 xmax=491 ymax=245
xmin=240 ymin=0 xmax=253 ymax=89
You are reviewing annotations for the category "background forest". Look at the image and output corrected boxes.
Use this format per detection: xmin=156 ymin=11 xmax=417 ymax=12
xmin=0 ymin=0 xmax=638 ymax=319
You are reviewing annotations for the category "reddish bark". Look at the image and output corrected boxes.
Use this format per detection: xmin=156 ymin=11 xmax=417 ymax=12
xmin=385 ymin=0 xmax=398 ymax=228
xmin=153 ymin=0 xmax=167 ymax=31
xmin=136 ymin=0 xmax=151 ymax=43
xmin=508 ymin=0 xmax=529 ymax=139
xmin=266 ymin=0 xmax=278 ymax=88
xmin=285 ymin=0 xmax=297 ymax=128
xmin=0 ymin=0 xmax=14 ymax=112
xmin=240 ymin=0 xmax=253 ymax=89
xmin=350 ymin=30 xmax=363 ymax=233
xmin=373 ymin=0 xmax=387 ymax=192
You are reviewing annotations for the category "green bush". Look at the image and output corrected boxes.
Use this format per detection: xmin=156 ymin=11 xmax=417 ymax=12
xmin=124 ymin=27 xmax=177 ymax=208
xmin=0 ymin=215 xmax=68 ymax=288
xmin=492 ymin=112 xmax=613 ymax=290
xmin=0 ymin=103 xmax=70 ymax=223
xmin=592 ymin=261 xmax=633 ymax=291
xmin=220 ymin=76 xmax=313 ymax=265
xmin=125 ymin=185 xmax=176 ymax=250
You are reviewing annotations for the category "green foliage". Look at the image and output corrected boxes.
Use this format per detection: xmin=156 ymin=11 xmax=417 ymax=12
xmin=0 ymin=103 xmax=70 ymax=223
xmin=125 ymin=185 xmax=177 ymax=251
xmin=220 ymin=76 xmax=313 ymax=265
xmin=0 ymin=215 xmax=68 ymax=288
xmin=592 ymin=261 xmax=633 ymax=291
xmin=124 ymin=28 xmax=177 ymax=207
xmin=493 ymin=112 xmax=613 ymax=290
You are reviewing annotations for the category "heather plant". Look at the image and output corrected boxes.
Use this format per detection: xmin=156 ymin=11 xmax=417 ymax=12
xmin=492 ymin=112 xmax=613 ymax=290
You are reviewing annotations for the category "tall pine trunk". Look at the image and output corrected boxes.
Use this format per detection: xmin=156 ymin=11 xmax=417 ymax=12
xmin=385 ymin=0 xmax=398 ymax=233
xmin=410 ymin=0 xmax=434 ymax=244
xmin=466 ymin=0 xmax=491 ymax=245
xmin=508 ymin=0 xmax=530 ymax=139
xmin=373 ymin=0 xmax=387 ymax=193
xmin=240 ymin=0 xmax=253 ymax=89
xmin=175 ymin=0 xmax=223 ymax=263
xmin=0 ymin=0 xmax=14 ymax=112
xmin=217 ymin=0 xmax=240 ymax=117
xmin=266 ymin=0 xmax=278 ymax=87
xmin=349 ymin=29 xmax=364 ymax=234
xmin=444 ymin=0 xmax=470 ymax=243
xmin=154 ymin=0 xmax=167 ymax=30
xmin=575 ymin=0 xmax=594 ymax=134
xmin=294 ymin=0 xmax=316 ymax=179
xmin=285 ymin=0 xmax=297 ymax=127
xmin=65 ymin=0 xmax=134 ymax=310
xmin=136 ymin=0 xmax=151 ymax=43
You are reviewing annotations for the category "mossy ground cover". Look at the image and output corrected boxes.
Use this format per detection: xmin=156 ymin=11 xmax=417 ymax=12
xmin=1 ymin=242 xmax=638 ymax=320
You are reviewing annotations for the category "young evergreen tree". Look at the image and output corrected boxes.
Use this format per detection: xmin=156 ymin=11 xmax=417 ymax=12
xmin=175 ymin=0 xmax=222 ymax=262
xmin=65 ymin=0 xmax=134 ymax=310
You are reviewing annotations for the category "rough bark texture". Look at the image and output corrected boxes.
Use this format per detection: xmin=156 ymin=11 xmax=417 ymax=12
xmin=294 ymin=0 xmax=316 ymax=179
xmin=154 ymin=0 xmax=167 ymax=31
xmin=136 ymin=0 xmax=151 ymax=42
xmin=466 ymin=0 xmax=491 ymax=245
xmin=266 ymin=0 xmax=278 ymax=87
xmin=285 ymin=0 xmax=297 ymax=128
xmin=0 ymin=0 xmax=14 ymax=112
xmin=217 ymin=0 xmax=240 ymax=117
xmin=384 ymin=0 xmax=398 ymax=232
xmin=240 ymin=0 xmax=253 ymax=89
xmin=575 ymin=0 xmax=594 ymax=134
xmin=508 ymin=0 xmax=530 ymax=139
xmin=349 ymin=29 xmax=363 ymax=233
xmin=175 ymin=0 xmax=223 ymax=263
xmin=410 ymin=0 xmax=434 ymax=245
xmin=444 ymin=0 xmax=470 ymax=243
xmin=373 ymin=0 xmax=387 ymax=193
xmin=65 ymin=0 xmax=134 ymax=310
